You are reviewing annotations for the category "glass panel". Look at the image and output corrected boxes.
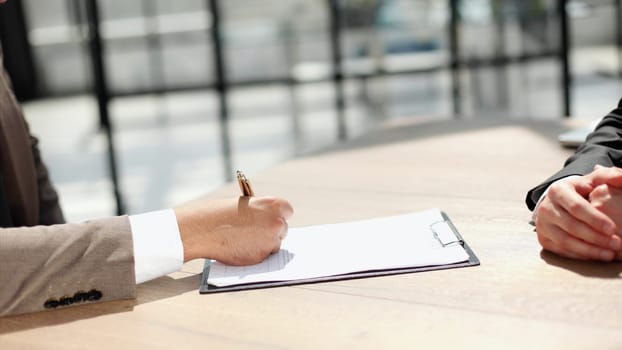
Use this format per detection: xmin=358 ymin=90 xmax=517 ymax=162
xmin=221 ymin=0 xmax=297 ymax=82
xmin=23 ymin=0 xmax=89 ymax=94
xmin=24 ymin=0 xmax=73 ymax=28
xmin=340 ymin=0 xmax=451 ymax=120
xmin=570 ymin=0 xmax=622 ymax=117
xmin=342 ymin=0 xmax=449 ymax=73
xmin=458 ymin=0 xmax=558 ymax=59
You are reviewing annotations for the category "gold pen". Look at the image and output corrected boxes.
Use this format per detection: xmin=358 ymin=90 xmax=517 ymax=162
xmin=236 ymin=170 xmax=254 ymax=197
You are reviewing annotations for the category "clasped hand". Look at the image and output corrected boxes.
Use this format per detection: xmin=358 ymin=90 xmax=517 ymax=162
xmin=535 ymin=165 xmax=622 ymax=261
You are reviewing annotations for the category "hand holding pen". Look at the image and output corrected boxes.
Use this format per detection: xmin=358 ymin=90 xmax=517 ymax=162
xmin=174 ymin=170 xmax=293 ymax=265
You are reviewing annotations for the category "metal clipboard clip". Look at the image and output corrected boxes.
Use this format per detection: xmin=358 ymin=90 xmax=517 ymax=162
xmin=430 ymin=219 xmax=465 ymax=247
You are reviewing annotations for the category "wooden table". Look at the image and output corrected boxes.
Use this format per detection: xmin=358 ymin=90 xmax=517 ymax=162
xmin=2 ymin=118 xmax=622 ymax=349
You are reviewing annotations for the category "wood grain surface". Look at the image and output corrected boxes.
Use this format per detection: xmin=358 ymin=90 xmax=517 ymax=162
xmin=2 ymin=119 xmax=621 ymax=350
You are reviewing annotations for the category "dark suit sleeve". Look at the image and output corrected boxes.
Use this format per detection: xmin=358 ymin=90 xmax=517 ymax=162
xmin=525 ymin=100 xmax=622 ymax=210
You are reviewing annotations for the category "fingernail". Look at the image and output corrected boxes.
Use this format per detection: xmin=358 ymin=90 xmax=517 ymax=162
xmin=610 ymin=236 xmax=622 ymax=250
xmin=600 ymin=250 xmax=614 ymax=261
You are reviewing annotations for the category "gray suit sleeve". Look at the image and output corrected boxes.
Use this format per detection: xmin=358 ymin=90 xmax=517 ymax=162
xmin=0 ymin=216 xmax=136 ymax=317
xmin=525 ymin=102 xmax=622 ymax=210
xmin=30 ymin=134 xmax=65 ymax=225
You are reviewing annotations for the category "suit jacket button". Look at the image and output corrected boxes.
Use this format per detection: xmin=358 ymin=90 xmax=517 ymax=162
xmin=59 ymin=296 xmax=74 ymax=306
xmin=44 ymin=299 xmax=59 ymax=309
xmin=73 ymin=291 xmax=88 ymax=303
xmin=87 ymin=289 xmax=103 ymax=301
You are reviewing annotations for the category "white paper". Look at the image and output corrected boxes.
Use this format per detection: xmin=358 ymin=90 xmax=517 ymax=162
xmin=207 ymin=209 xmax=470 ymax=287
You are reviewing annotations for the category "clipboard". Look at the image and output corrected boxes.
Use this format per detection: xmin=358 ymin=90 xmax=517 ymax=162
xmin=200 ymin=210 xmax=479 ymax=294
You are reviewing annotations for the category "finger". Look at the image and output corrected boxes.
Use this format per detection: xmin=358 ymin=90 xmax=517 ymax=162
xmin=589 ymin=183 xmax=612 ymax=204
xmin=269 ymin=218 xmax=287 ymax=253
xmin=547 ymin=182 xmax=617 ymax=235
xmin=544 ymin=224 xmax=615 ymax=261
xmin=279 ymin=220 xmax=288 ymax=241
xmin=542 ymin=241 xmax=582 ymax=260
xmin=552 ymin=203 xmax=621 ymax=250
xmin=574 ymin=181 xmax=595 ymax=197
xmin=258 ymin=197 xmax=294 ymax=219
xmin=537 ymin=221 xmax=584 ymax=260
xmin=278 ymin=200 xmax=294 ymax=219
xmin=538 ymin=234 xmax=583 ymax=260
xmin=271 ymin=238 xmax=282 ymax=254
xmin=546 ymin=243 xmax=585 ymax=260
xmin=590 ymin=167 xmax=622 ymax=188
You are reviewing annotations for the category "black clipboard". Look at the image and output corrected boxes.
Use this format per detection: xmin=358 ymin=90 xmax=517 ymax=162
xmin=200 ymin=211 xmax=479 ymax=294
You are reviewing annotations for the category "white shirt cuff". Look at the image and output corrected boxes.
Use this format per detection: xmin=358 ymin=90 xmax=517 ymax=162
xmin=129 ymin=209 xmax=184 ymax=284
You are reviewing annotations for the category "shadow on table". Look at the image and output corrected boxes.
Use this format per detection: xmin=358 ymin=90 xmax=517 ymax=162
xmin=540 ymin=250 xmax=622 ymax=278
xmin=0 ymin=274 xmax=200 ymax=334
xmin=135 ymin=273 xmax=200 ymax=305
